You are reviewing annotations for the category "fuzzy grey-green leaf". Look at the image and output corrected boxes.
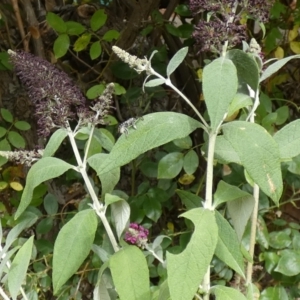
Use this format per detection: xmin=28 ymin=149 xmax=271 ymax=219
xmin=88 ymin=112 xmax=201 ymax=175
xmin=222 ymin=121 xmax=282 ymax=204
xmin=15 ymin=157 xmax=74 ymax=219
xmin=203 ymin=57 xmax=238 ymax=130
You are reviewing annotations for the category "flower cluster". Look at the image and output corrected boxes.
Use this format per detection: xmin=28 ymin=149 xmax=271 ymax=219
xmin=193 ymin=19 xmax=246 ymax=53
xmin=0 ymin=149 xmax=43 ymax=166
xmin=124 ymin=223 xmax=149 ymax=249
xmin=189 ymin=0 xmax=274 ymax=53
xmin=246 ymin=0 xmax=274 ymax=23
xmin=77 ymin=83 xmax=115 ymax=127
xmin=112 ymin=46 xmax=149 ymax=74
xmin=8 ymin=50 xmax=87 ymax=137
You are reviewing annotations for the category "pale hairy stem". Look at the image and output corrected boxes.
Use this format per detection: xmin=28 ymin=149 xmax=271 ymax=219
xmin=149 ymin=69 xmax=209 ymax=130
xmin=66 ymin=124 xmax=120 ymax=252
xmin=202 ymin=126 xmax=221 ymax=300
xmin=246 ymin=184 xmax=259 ymax=284
xmin=0 ymin=286 xmax=11 ymax=300
xmin=246 ymin=89 xmax=260 ymax=284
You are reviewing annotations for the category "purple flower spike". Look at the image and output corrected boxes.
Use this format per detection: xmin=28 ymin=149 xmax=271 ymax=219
xmin=189 ymin=0 xmax=275 ymax=53
xmin=124 ymin=223 xmax=149 ymax=249
xmin=8 ymin=50 xmax=87 ymax=137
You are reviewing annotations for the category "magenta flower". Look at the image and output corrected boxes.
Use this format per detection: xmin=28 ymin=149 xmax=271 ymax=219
xmin=124 ymin=223 xmax=149 ymax=249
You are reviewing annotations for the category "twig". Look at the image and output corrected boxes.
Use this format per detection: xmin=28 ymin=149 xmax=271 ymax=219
xmin=11 ymin=0 xmax=28 ymax=51
xmin=21 ymin=0 xmax=46 ymax=58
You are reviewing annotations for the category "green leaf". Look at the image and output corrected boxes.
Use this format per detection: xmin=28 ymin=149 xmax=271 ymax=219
xmin=269 ymin=231 xmax=291 ymax=249
xmin=222 ymin=121 xmax=282 ymax=204
xmin=246 ymin=283 xmax=260 ymax=300
xmin=211 ymin=285 xmax=247 ymax=300
xmin=214 ymin=180 xmax=253 ymax=207
xmin=165 ymin=24 xmax=180 ymax=37
xmin=274 ymin=250 xmax=300 ymax=276
xmin=43 ymin=128 xmax=67 ymax=157
xmin=15 ymin=157 xmax=74 ymax=219
xmin=8 ymin=236 xmax=34 ymax=300
xmin=36 ymin=217 xmax=53 ymax=234
xmin=227 ymin=198 xmax=254 ymax=241
xmin=99 ymin=168 xmax=120 ymax=196
xmin=143 ymin=198 xmax=161 ymax=222
xmin=263 ymin=252 xmax=279 ymax=274
xmin=102 ymin=29 xmax=120 ymax=41
xmin=86 ymin=84 xmax=106 ymax=99
xmin=111 ymin=61 xmax=138 ymax=80
xmin=273 ymin=119 xmax=300 ymax=160
xmin=5 ymin=212 xmax=38 ymax=249
xmin=94 ymin=128 xmax=115 ymax=152
xmin=84 ymin=136 xmax=102 ymax=158
xmin=176 ymin=190 xmax=203 ymax=210
xmin=0 ymin=248 xmax=19 ymax=283
xmin=216 ymin=181 xmax=254 ymax=242
xmin=260 ymin=55 xmax=300 ymax=82
xmin=213 ymin=136 xmax=241 ymax=164
xmin=183 ymin=150 xmax=199 ymax=175
xmin=7 ymin=131 xmax=25 ymax=148
xmin=226 ymin=49 xmax=260 ymax=90
xmin=176 ymin=24 xmax=193 ymax=38
xmin=157 ymin=279 xmax=171 ymax=300
xmin=214 ymin=212 xmax=245 ymax=278
xmin=109 ymin=246 xmax=150 ymax=300
xmin=93 ymin=274 xmax=111 ymax=300
xmin=89 ymin=153 xmax=120 ymax=197
xmin=90 ymin=9 xmax=107 ymax=31
xmin=167 ymin=208 xmax=218 ymax=300
xmin=113 ymin=83 xmax=126 ymax=95
xmin=174 ymin=4 xmax=191 ymax=16
xmin=166 ymin=47 xmax=188 ymax=77
xmin=141 ymin=25 xmax=153 ymax=36
xmin=0 ymin=52 xmax=13 ymax=70
xmin=227 ymin=93 xmax=253 ymax=118
xmin=260 ymin=286 xmax=289 ymax=300
xmin=1 ymin=108 xmax=13 ymax=123
xmin=46 ymin=12 xmax=66 ymax=33
xmin=14 ymin=121 xmax=31 ymax=131
xmin=203 ymin=57 xmax=238 ymax=130
xmin=73 ymin=33 xmax=91 ymax=52
xmin=0 ymin=127 xmax=7 ymax=138
xmin=111 ymin=199 xmax=130 ymax=239
xmin=44 ymin=193 xmax=59 ymax=215
xmin=158 ymin=152 xmax=184 ymax=179
xmin=275 ymin=106 xmax=289 ymax=125
xmin=90 ymin=41 xmax=102 ymax=60
xmin=256 ymin=216 xmax=269 ymax=249
xmin=53 ymin=209 xmax=97 ymax=294
xmin=65 ymin=21 xmax=85 ymax=35
xmin=53 ymin=34 xmax=70 ymax=58
xmin=88 ymin=112 xmax=201 ymax=175
xmin=173 ymin=136 xmax=192 ymax=149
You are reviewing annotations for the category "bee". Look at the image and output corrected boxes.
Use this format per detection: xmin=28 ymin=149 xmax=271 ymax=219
xmin=118 ymin=117 xmax=143 ymax=136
